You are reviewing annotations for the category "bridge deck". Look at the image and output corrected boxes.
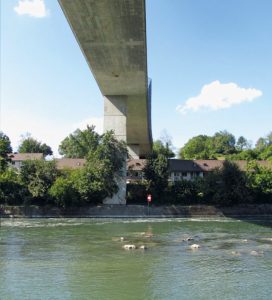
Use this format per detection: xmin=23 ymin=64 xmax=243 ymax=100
xmin=58 ymin=0 xmax=152 ymax=157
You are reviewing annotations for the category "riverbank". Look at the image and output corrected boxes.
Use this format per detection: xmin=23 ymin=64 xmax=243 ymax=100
xmin=1 ymin=204 xmax=272 ymax=218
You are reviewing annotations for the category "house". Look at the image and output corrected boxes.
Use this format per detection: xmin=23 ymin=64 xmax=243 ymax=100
xmin=169 ymin=159 xmax=272 ymax=181
xmin=168 ymin=159 xmax=206 ymax=181
xmin=9 ymin=153 xmax=44 ymax=170
xmin=126 ymin=159 xmax=272 ymax=183
xmin=126 ymin=159 xmax=146 ymax=183
xmin=9 ymin=154 xmax=86 ymax=171
xmin=55 ymin=158 xmax=86 ymax=170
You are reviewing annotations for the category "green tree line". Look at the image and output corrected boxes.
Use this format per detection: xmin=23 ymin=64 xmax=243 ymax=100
xmin=179 ymin=130 xmax=272 ymax=161
xmin=0 ymin=128 xmax=127 ymax=207
xmin=127 ymin=139 xmax=272 ymax=206
xmin=1 ymin=129 xmax=272 ymax=207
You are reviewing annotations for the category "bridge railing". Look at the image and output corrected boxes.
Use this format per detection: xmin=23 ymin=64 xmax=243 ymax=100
xmin=147 ymin=78 xmax=153 ymax=146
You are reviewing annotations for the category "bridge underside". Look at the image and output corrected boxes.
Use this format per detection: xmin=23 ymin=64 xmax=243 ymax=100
xmin=58 ymin=0 xmax=152 ymax=158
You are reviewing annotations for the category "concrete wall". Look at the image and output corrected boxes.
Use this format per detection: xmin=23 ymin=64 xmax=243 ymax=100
xmin=2 ymin=204 xmax=272 ymax=218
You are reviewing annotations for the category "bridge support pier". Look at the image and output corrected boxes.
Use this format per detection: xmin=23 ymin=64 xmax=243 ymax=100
xmin=127 ymin=144 xmax=140 ymax=159
xmin=103 ymin=96 xmax=127 ymax=204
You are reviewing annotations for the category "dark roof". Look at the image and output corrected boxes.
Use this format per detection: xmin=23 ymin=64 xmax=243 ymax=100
xmin=169 ymin=159 xmax=272 ymax=172
xmin=194 ymin=160 xmax=224 ymax=172
xmin=9 ymin=153 xmax=44 ymax=161
xmin=55 ymin=158 xmax=86 ymax=169
xmin=168 ymin=159 xmax=203 ymax=172
xmin=228 ymin=160 xmax=272 ymax=171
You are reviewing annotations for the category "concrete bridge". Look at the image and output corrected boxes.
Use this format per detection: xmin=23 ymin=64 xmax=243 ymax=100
xmin=58 ymin=0 xmax=152 ymax=160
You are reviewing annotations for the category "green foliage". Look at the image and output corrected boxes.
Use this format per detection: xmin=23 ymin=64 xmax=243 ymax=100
xmin=59 ymin=125 xmax=100 ymax=158
xmin=153 ymin=131 xmax=175 ymax=158
xmin=169 ymin=180 xmax=200 ymax=204
xmin=179 ymin=135 xmax=212 ymax=159
xmin=246 ymin=161 xmax=272 ymax=202
xmin=53 ymin=130 xmax=128 ymax=205
xmin=179 ymin=130 xmax=272 ymax=161
xmin=153 ymin=140 xmax=175 ymax=158
xmin=255 ymin=137 xmax=268 ymax=151
xmin=75 ymin=131 xmax=128 ymax=202
xmin=0 ymin=129 xmax=128 ymax=207
xmin=49 ymin=174 xmax=80 ymax=208
xmin=0 ymin=168 xmax=28 ymax=205
xmin=18 ymin=136 xmax=53 ymax=156
xmin=0 ymin=132 xmax=12 ymax=172
xmin=226 ymin=149 xmax=258 ymax=161
xmin=202 ymin=161 xmax=250 ymax=205
xmin=236 ymin=136 xmax=250 ymax=151
xmin=126 ymin=183 xmax=147 ymax=204
xmin=259 ymin=144 xmax=272 ymax=161
xmin=143 ymin=143 xmax=171 ymax=201
xmin=71 ymin=167 xmax=108 ymax=204
xmin=212 ymin=131 xmax=236 ymax=155
xmin=267 ymin=132 xmax=272 ymax=145
xmin=20 ymin=160 xmax=59 ymax=203
xmin=91 ymin=130 xmax=127 ymax=174
xmin=179 ymin=131 xmax=236 ymax=159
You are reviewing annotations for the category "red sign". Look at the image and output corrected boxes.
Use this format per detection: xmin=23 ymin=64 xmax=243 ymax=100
xmin=147 ymin=194 xmax=152 ymax=203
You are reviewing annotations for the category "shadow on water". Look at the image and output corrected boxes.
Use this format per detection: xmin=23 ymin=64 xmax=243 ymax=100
xmin=216 ymin=204 xmax=272 ymax=228
xmin=228 ymin=216 xmax=272 ymax=228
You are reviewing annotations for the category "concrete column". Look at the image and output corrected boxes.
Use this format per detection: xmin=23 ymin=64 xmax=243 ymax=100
xmin=104 ymin=96 xmax=127 ymax=141
xmin=128 ymin=144 xmax=140 ymax=159
xmin=103 ymin=96 xmax=127 ymax=205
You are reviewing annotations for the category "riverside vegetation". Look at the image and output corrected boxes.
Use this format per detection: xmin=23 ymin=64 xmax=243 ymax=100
xmin=0 ymin=129 xmax=272 ymax=208
xmin=0 ymin=128 xmax=127 ymax=208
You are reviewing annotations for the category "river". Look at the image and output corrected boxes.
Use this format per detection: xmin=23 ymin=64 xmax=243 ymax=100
xmin=1 ymin=218 xmax=272 ymax=300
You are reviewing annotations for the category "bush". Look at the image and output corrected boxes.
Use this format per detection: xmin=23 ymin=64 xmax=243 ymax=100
xmin=168 ymin=179 xmax=201 ymax=205
xmin=49 ymin=176 xmax=81 ymax=208
xmin=246 ymin=161 xmax=272 ymax=203
xmin=0 ymin=169 xmax=29 ymax=205
xmin=203 ymin=161 xmax=250 ymax=206
xmin=126 ymin=183 xmax=147 ymax=205
xmin=20 ymin=160 xmax=59 ymax=204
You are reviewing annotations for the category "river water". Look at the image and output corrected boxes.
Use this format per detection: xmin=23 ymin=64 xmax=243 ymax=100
xmin=0 ymin=218 xmax=272 ymax=300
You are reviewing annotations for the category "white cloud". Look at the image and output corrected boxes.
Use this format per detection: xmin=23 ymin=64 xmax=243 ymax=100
xmin=176 ymin=80 xmax=263 ymax=114
xmin=14 ymin=0 xmax=49 ymax=18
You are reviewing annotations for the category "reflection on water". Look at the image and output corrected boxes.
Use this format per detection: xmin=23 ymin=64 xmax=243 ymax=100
xmin=0 ymin=218 xmax=272 ymax=300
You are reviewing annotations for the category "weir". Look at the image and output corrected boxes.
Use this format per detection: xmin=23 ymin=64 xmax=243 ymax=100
xmin=58 ymin=0 xmax=152 ymax=203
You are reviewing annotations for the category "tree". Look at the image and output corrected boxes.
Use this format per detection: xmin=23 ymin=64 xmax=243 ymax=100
xmin=59 ymin=125 xmax=100 ymax=158
xmin=259 ymin=144 xmax=272 ymax=161
xmin=203 ymin=161 xmax=250 ymax=205
xmin=144 ymin=152 xmax=168 ymax=202
xmin=153 ymin=140 xmax=175 ymax=158
xmin=0 ymin=168 xmax=28 ymax=205
xmin=236 ymin=136 xmax=249 ymax=151
xmin=143 ymin=139 xmax=171 ymax=202
xmin=158 ymin=130 xmax=175 ymax=158
xmin=49 ymin=174 xmax=80 ymax=208
xmin=70 ymin=131 xmax=127 ymax=203
xmin=246 ymin=161 xmax=272 ymax=202
xmin=18 ymin=136 xmax=53 ymax=156
xmin=226 ymin=149 xmax=258 ymax=161
xmin=266 ymin=132 xmax=272 ymax=146
xmin=20 ymin=160 xmax=59 ymax=203
xmin=179 ymin=135 xmax=212 ymax=159
xmin=211 ymin=130 xmax=236 ymax=155
xmin=255 ymin=137 xmax=267 ymax=151
xmin=0 ymin=132 xmax=12 ymax=172
xmin=169 ymin=179 xmax=200 ymax=204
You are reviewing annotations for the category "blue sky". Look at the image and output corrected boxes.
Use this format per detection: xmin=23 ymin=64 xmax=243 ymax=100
xmin=1 ymin=0 xmax=271 ymax=156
